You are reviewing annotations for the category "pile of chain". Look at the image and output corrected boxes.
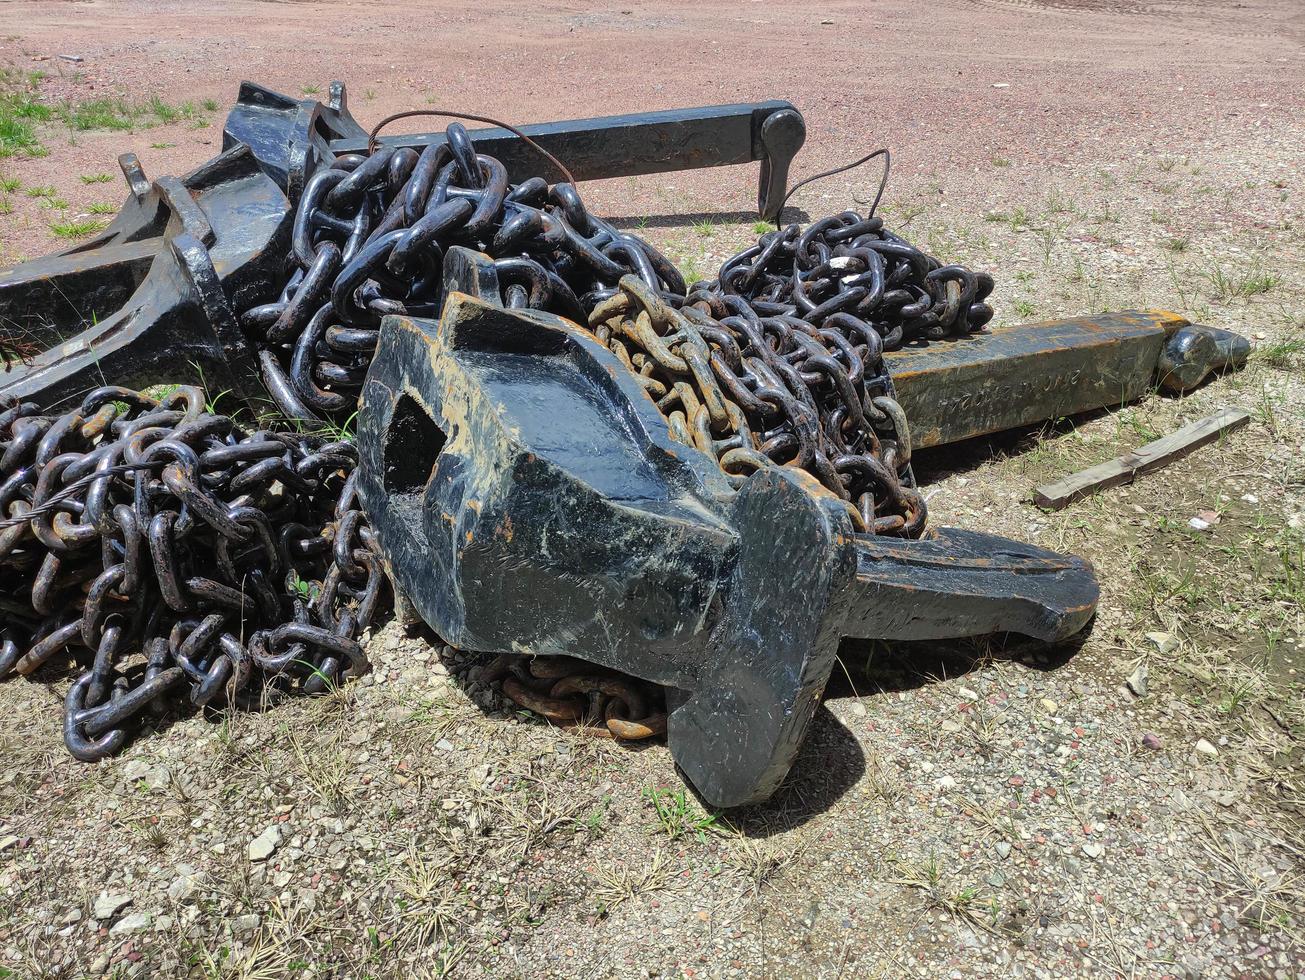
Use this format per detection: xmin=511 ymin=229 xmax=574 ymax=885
xmin=242 ymin=122 xmax=685 ymax=423
xmin=0 ymin=122 xmax=999 ymax=754
xmin=0 ymin=385 xmax=383 ymax=760
xmin=589 ymin=276 xmax=925 ymax=536
xmin=712 ymin=211 xmax=995 ymax=351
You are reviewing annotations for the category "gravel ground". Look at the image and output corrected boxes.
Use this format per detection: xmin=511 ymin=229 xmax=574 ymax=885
xmin=1 ymin=1 xmax=1303 ymax=977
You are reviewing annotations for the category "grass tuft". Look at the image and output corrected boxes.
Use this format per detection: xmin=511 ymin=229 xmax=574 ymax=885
xmin=49 ymin=217 xmax=108 ymax=239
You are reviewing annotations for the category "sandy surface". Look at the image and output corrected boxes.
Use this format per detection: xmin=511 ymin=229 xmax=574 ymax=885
xmin=0 ymin=1 xmax=1303 ymax=978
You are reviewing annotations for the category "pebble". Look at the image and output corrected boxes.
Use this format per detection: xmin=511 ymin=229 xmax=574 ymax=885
xmin=1142 ymin=732 xmax=1163 ymax=750
xmin=1145 ymin=632 xmax=1178 ymax=655
xmin=938 ymin=775 xmax=957 ymax=790
xmin=995 ymin=842 xmax=1012 ymax=860
xmin=957 ymin=686 xmax=978 ymax=701
xmin=109 ymin=912 xmax=152 ymax=935
xmin=248 ymin=825 xmax=283 ymax=862
xmin=1195 ymin=739 xmax=1219 ymax=758
xmin=1126 ymin=663 xmax=1149 ymax=697
xmin=93 ymin=893 xmax=132 ymax=920
xmin=232 ymin=914 xmax=261 ymax=935
xmin=1082 ymin=843 xmax=1105 ymax=859
xmin=168 ymin=873 xmax=201 ymax=903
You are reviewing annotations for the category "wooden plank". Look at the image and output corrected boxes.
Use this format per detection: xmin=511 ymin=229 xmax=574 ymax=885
xmin=1034 ymin=407 xmax=1252 ymax=510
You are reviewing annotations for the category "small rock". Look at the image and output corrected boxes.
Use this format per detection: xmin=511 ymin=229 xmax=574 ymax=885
xmin=1082 ymin=843 xmax=1104 ymax=859
xmin=1040 ymin=698 xmax=1057 ymax=713
xmin=232 ymin=913 xmax=261 ymax=935
xmin=1241 ymin=493 xmax=1259 ymax=504
xmin=992 ymin=82 xmax=1010 ymax=88
xmin=1195 ymin=739 xmax=1219 ymax=758
xmin=93 ymin=893 xmax=133 ymax=920
xmin=1188 ymin=516 xmax=1211 ymax=531
xmin=168 ymin=873 xmax=202 ymax=903
xmin=995 ymin=842 xmax=1012 ymax=860
xmin=957 ymin=686 xmax=979 ymax=701
xmin=938 ymin=775 xmax=957 ymax=790
xmin=90 ymin=953 xmax=110 ymax=973
xmin=1126 ymin=663 xmax=1149 ymax=698
xmin=1145 ymin=632 xmax=1178 ymax=655
xmin=110 ymin=912 xmax=153 ymax=935
xmin=849 ymin=701 xmax=867 ymax=718
xmin=1141 ymin=732 xmax=1163 ymax=750
xmin=248 ymin=825 xmax=283 ymax=862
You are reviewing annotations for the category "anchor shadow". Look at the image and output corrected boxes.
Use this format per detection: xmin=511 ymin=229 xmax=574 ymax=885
xmin=723 ymin=628 xmax=1090 ymax=838
xmin=418 ymin=619 xmax=1088 ymax=837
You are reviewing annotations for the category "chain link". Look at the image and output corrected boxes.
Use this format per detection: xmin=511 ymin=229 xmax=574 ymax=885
xmin=0 ymin=385 xmax=383 ymax=759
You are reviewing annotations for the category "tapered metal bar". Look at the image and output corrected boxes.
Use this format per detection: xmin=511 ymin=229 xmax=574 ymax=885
xmin=847 ymin=528 xmax=1098 ymax=642
xmin=886 ymin=311 xmax=1249 ymax=450
xmin=331 ymin=102 xmax=807 ymax=219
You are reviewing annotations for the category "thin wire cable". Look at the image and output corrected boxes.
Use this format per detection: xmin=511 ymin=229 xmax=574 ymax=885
xmin=367 ymin=109 xmax=577 ymax=186
xmin=775 ymin=148 xmax=891 ymax=227
xmin=0 ymin=461 xmax=162 ymax=530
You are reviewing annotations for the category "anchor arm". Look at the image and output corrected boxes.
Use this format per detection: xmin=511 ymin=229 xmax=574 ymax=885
xmin=844 ymin=528 xmax=1098 ymax=643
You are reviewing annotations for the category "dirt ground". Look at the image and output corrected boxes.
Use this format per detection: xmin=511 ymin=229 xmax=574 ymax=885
xmin=1 ymin=0 xmax=1303 ymax=977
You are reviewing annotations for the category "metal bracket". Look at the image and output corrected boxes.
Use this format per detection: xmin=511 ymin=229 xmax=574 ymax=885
xmin=272 ymin=86 xmax=809 ymax=220
xmin=0 ymin=144 xmax=290 ymax=409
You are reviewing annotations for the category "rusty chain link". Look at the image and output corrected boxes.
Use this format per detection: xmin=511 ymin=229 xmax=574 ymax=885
xmin=589 ymin=275 xmax=925 ymax=536
xmin=0 ymin=385 xmax=383 ymax=759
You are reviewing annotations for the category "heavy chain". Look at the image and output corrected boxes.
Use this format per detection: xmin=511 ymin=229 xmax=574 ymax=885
xmin=0 ymin=385 xmax=383 ymax=759
xmin=1 ymin=121 xmax=998 ymax=751
xmin=589 ymin=276 xmax=925 ymax=536
xmin=244 ymin=122 xmax=686 ymax=423
xmin=712 ymin=211 xmax=994 ymax=351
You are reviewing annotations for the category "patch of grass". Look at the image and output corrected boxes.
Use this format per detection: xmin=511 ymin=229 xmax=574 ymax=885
xmin=37 ymin=196 xmax=68 ymax=210
xmin=1253 ymin=338 xmax=1305 ymax=370
xmin=1202 ymin=262 xmax=1282 ymax=301
xmin=1012 ymin=299 xmax=1037 ymax=318
xmin=0 ymin=112 xmax=41 ymax=157
xmin=590 ymin=849 xmax=671 ymax=916
xmin=150 ymin=142 xmax=175 ymax=150
xmin=148 ymin=95 xmax=181 ymax=124
xmin=59 ymin=97 xmax=136 ymax=131
xmin=79 ymin=172 xmax=113 ymax=184
xmin=693 ymin=218 xmax=715 ymax=237
xmin=25 ymin=185 xmax=56 ymax=198
xmin=202 ymin=97 xmax=219 ymax=112
xmin=50 ymin=217 xmax=109 ymax=239
xmin=642 ymin=785 xmax=720 ymax=842
xmin=677 ymin=252 xmax=705 ymax=287
xmin=1164 ymin=235 xmax=1190 ymax=252
xmin=363 ymin=89 xmax=376 ymax=102
xmin=752 ymin=220 xmax=772 ymax=234
xmin=888 ymin=853 xmax=1000 ymax=932
xmin=990 ymin=156 xmax=1011 ymax=167
xmin=0 ymin=176 xmax=19 ymax=192
xmin=87 ymin=202 xmax=117 ymax=215
xmin=301 ymin=84 xmax=321 ymax=95
xmin=0 ymin=198 xmax=11 ymax=215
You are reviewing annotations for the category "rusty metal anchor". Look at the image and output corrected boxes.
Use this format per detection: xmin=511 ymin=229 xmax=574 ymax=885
xmin=356 ymin=251 xmax=1100 ymax=807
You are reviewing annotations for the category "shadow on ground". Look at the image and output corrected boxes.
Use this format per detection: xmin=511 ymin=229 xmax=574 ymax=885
xmin=603 ymin=206 xmax=810 ymax=231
